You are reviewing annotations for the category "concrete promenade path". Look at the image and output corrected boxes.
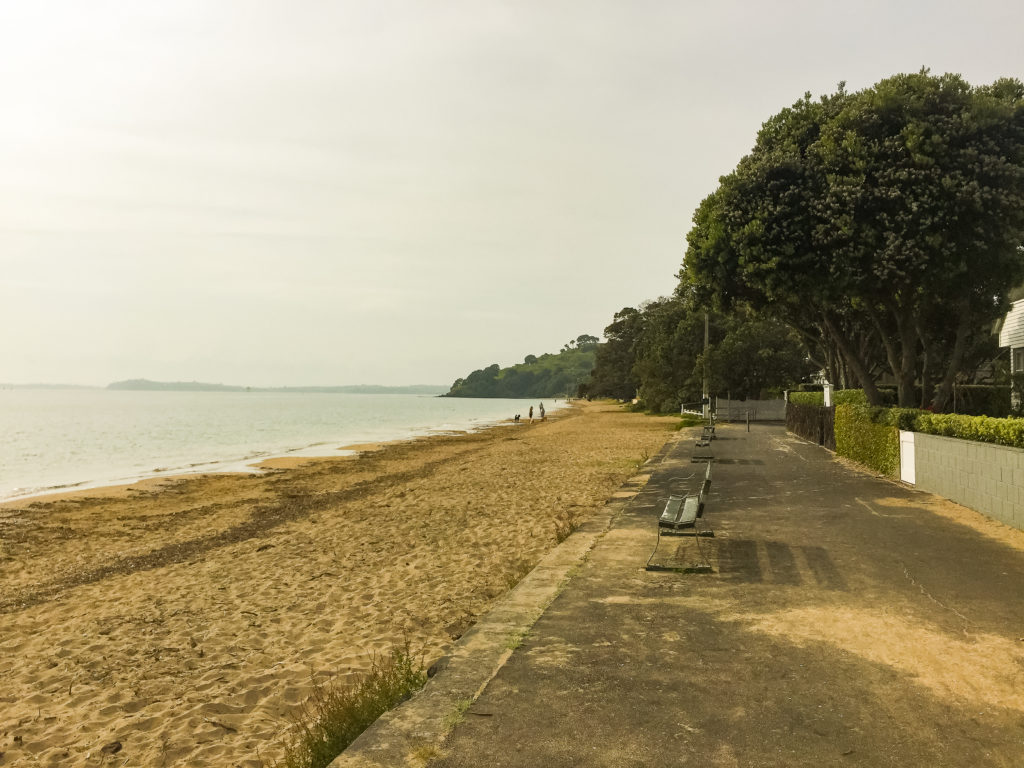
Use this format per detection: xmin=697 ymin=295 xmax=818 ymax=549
xmin=343 ymin=422 xmax=1024 ymax=767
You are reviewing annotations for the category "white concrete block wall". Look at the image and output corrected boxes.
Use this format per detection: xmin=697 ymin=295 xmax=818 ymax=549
xmin=913 ymin=432 xmax=1024 ymax=532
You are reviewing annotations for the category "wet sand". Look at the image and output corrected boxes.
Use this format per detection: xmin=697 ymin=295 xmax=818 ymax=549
xmin=0 ymin=402 xmax=676 ymax=767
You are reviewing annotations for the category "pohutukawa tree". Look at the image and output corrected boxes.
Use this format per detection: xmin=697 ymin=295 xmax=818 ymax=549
xmin=683 ymin=70 xmax=1024 ymax=409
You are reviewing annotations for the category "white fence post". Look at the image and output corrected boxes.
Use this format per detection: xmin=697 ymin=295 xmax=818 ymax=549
xmin=899 ymin=431 xmax=916 ymax=485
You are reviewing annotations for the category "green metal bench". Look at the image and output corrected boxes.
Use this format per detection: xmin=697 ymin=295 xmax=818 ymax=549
xmin=657 ymin=461 xmax=712 ymax=531
xmin=648 ymin=461 xmax=715 ymax=573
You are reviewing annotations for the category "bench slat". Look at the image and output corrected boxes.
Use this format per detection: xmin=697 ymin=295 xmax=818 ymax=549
xmin=659 ymin=494 xmax=699 ymax=529
xmin=658 ymin=495 xmax=684 ymax=528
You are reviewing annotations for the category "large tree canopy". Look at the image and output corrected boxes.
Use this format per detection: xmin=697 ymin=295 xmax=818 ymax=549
xmin=684 ymin=71 xmax=1024 ymax=409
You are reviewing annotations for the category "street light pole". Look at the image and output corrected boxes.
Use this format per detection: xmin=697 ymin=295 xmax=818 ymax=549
xmin=703 ymin=311 xmax=709 ymax=421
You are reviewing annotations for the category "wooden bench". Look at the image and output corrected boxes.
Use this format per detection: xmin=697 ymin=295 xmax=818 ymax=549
xmin=658 ymin=461 xmax=712 ymax=531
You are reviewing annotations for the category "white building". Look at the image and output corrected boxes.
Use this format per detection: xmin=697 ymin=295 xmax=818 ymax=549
xmin=997 ymin=286 xmax=1024 ymax=401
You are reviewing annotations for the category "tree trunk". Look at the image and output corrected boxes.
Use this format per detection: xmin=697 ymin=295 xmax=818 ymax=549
xmin=824 ymin=340 xmax=841 ymax=388
xmin=822 ymin=313 xmax=883 ymax=405
xmin=865 ymin=304 xmax=901 ymax=397
xmin=893 ymin=303 xmax=919 ymax=408
xmin=916 ymin=319 xmax=934 ymax=410
xmin=932 ymin=298 xmax=973 ymax=412
xmin=837 ymin=346 xmax=850 ymax=389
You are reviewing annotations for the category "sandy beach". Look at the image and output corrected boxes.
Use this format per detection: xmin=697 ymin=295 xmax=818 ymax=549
xmin=0 ymin=402 xmax=676 ymax=767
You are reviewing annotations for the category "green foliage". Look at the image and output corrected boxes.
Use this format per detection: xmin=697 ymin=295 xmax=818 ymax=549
xmin=800 ymin=395 xmax=1024 ymax=477
xmin=683 ymin=71 xmax=1024 ymax=410
xmin=832 ymin=389 xmax=867 ymax=406
xmin=882 ymin=407 xmax=924 ymax=431
xmin=630 ymin=295 xmax=711 ymax=412
xmin=787 ymin=388 xmax=882 ymax=407
xmin=275 ymin=645 xmax=427 ymax=768
xmin=563 ymin=334 xmax=599 ymax=352
xmin=698 ymin=314 xmax=815 ymax=399
xmin=587 ymin=307 xmax=643 ymax=401
xmin=914 ymin=412 xmax=1024 ymax=449
xmin=788 ymin=391 xmax=824 ymax=406
xmin=787 ymin=388 xmax=876 ymax=407
xmin=446 ymin=346 xmax=596 ymax=398
xmin=833 ymin=402 xmax=1024 ymax=453
xmin=834 ymin=404 xmax=900 ymax=477
xmin=950 ymin=385 xmax=1012 ymax=417
xmin=586 ymin=293 xmax=813 ymax=413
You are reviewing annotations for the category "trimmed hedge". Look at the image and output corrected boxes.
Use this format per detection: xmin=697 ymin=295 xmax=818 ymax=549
xmin=834 ymin=404 xmax=900 ymax=478
xmin=792 ymin=394 xmax=1024 ymax=476
xmin=788 ymin=391 xmax=824 ymax=407
xmin=833 ymin=389 xmax=867 ymax=406
xmin=915 ymin=412 xmax=1024 ymax=448
xmin=885 ymin=408 xmax=922 ymax=431
xmin=788 ymin=389 xmax=876 ymax=407
xmin=837 ymin=405 xmax=1024 ymax=455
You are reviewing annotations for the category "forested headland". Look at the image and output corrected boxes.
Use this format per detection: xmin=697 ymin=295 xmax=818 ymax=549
xmin=444 ymin=336 xmax=598 ymax=398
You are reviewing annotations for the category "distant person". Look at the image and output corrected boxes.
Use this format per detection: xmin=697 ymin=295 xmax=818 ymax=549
xmin=539 ymin=402 xmax=545 ymax=420
xmin=529 ymin=405 xmax=534 ymax=422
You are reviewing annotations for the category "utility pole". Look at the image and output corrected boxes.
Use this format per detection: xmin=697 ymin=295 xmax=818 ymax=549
xmin=702 ymin=311 xmax=709 ymax=421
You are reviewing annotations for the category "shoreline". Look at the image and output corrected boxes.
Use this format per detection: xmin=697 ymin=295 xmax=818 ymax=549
xmin=1 ymin=400 xmax=570 ymax=508
xmin=0 ymin=401 xmax=676 ymax=767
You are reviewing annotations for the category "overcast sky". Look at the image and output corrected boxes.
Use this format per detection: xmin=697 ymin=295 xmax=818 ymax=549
xmin=3 ymin=1 xmax=1024 ymax=387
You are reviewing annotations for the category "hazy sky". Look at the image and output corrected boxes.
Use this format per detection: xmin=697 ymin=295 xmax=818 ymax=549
xmin=3 ymin=1 xmax=1024 ymax=387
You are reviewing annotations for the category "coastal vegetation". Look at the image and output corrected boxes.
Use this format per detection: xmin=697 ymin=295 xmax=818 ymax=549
xmin=683 ymin=70 xmax=1024 ymax=411
xmin=276 ymin=645 xmax=427 ymax=768
xmin=582 ymin=292 xmax=813 ymax=412
xmin=583 ymin=71 xmax=1024 ymax=417
xmin=444 ymin=335 xmax=598 ymax=398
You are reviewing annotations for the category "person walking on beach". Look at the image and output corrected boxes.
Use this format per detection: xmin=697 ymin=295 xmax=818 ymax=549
xmin=539 ymin=402 xmax=546 ymax=421
xmin=529 ymin=405 xmax=534 ymax=423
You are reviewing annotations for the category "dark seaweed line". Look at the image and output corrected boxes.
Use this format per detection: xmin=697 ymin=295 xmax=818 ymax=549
xmin=0 ymin=452 xmax=465 ymax=615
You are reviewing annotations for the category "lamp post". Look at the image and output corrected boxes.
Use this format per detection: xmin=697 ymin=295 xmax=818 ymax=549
xmin=702 ymin=312 xmax=710 ymax=420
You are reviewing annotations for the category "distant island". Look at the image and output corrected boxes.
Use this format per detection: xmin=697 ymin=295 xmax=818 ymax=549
xmin=444 ymin=335 xmax=597 ymax=398
xmin=106 ymin=379 xmax=448 ymax=395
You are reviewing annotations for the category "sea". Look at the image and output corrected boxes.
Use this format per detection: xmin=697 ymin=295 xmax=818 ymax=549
xmin=0 ymin=389 xmax=561 ymax=503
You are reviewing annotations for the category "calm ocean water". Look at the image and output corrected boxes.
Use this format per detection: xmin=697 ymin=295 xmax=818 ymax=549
xmin=0 ymin=390 xmax=561 ymax=502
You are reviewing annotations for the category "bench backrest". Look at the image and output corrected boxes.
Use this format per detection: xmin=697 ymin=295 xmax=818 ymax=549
xmin=698 ymin=461 xmax=712 ymax=516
